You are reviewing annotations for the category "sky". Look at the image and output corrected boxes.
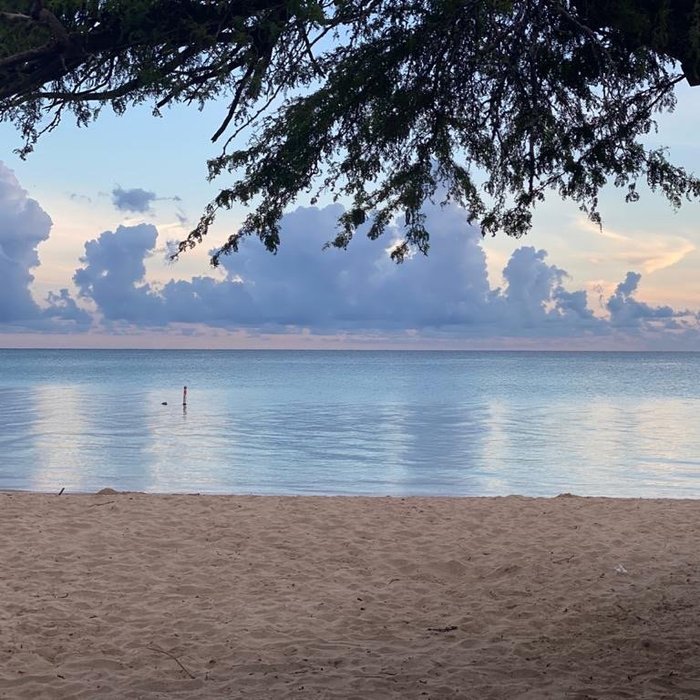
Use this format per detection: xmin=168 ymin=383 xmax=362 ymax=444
xmin=0 ymin=83 xmax=699 ymax=349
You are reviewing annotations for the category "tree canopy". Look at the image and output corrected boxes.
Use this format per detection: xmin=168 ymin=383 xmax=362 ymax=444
xmin=1 ymin=0 xmax=700 ymax=263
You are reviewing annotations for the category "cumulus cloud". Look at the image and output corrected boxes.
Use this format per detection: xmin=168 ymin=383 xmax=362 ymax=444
xmin=4 ymin=158 xmax=692 ymax=345
xmin=500 ymin=247 xmax=599 ymax=334
xmin=606 ymin=272 xmax=675 ymax=327
xmin=71 ymin=203 xmax=503 ymax=332
xmin=0 ymin=162 xmax=88 ymax=330
xmin=70 ymin=198 xmax=695 ymax=342
xmin=73 ymin=224 xmax=164 ymax=324
xmin=0 ymin=165 xmax=51 ymax=322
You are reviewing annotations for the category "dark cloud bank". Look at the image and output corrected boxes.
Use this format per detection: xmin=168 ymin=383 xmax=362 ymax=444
xmin=71 ymin=202 xmax=697 ymax=343
xmin=1 ymin=162 xmax=697 ymax=344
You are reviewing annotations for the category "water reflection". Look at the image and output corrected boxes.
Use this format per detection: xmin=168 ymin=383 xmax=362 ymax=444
xmin=2 ymin=351 xmax=700 ymax=497
xmin=29 ymin=385 xmax=90 ymax=492
xmin=472 ymin=396 xmax=700 ymax=497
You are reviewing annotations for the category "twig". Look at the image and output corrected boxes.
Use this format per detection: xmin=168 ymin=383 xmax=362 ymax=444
xmin=552 ymin=554 xmax=575 ymax=564
xmin=427 ymin=625 xmax=458 ymax=633
xmin=88 ymin=500 xmax=115 ymax=507
xmin=58 ymin=487 xmax=65 ymax=496
xmin=211 ymin=61 xmax=256 ymax=143
xmin=146 ymin=645 xmax=196 ymax=679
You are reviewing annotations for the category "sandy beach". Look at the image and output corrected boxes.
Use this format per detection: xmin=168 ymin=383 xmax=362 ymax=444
xmin=1 ymin=493 xmax=699 ymax=699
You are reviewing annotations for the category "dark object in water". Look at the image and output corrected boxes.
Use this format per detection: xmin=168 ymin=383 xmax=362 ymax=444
xmin=161 ymin=401 xmax=168 ymax=405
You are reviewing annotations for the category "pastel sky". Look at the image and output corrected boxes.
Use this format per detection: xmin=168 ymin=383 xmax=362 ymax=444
xmin=0 ymin=82 xmax=699 ymax=349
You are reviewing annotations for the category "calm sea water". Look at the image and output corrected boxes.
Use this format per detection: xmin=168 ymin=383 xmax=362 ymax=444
xmin=1 ymin=350 xmax=699 ymax=497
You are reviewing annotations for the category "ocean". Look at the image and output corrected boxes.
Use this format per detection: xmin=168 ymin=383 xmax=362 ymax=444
xmin=1 ymin=349 xmax=699 ymax=497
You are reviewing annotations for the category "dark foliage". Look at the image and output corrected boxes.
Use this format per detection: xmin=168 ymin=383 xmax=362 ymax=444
xmin=1 ymin=0 xmax=699 ymax=263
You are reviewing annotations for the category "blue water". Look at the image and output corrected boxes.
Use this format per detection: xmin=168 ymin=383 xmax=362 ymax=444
xmin=1 ymin=350 xmax=699 ymax=497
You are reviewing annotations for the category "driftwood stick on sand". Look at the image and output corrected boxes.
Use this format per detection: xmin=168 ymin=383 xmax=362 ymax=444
xmin=146 ymin=645 xmax=196 ymax=679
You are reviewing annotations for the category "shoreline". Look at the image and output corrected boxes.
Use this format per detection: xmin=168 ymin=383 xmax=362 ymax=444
xmin=2 ymin=492 xmax=699 ymax=698
xmin=5 ymin=489 xmax=700 ymax=500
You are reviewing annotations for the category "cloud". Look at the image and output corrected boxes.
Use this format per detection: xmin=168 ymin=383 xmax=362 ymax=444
xmin=619 ymin=241 xmax=695 ymax=274
xmin=3 ymin=159 xmax=693 ymax=346
xmin=69 ymin=193 xmax=92 ymax=203
xmin=73 ymin=224 xmax=164 ymax=324
xmin=580 ymin=217 xmax=695 ymax=274
xmin=0 ymin=162 xmax=88 ymax=330
xmin=212 ymin=202 xmax=495 ymax=331
xmin=606 ymin=272 xmax=676 ymax=327
xmin=43 ymin=289 xmax=92 ymax=325
xmin=70 ymin=199 xmax=695 ymax=343
xmin=0 ymin=164 xmax=51 ymax=322
xmin=111 ymin=186 xmax=182 ymax=215
xmin=500 ymin=247 xmax=599 ymax=334
xmin=111 ymin=186 xmax=157 ymax=214
xmin=70 ymin=203 xmax=502 ymax=332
